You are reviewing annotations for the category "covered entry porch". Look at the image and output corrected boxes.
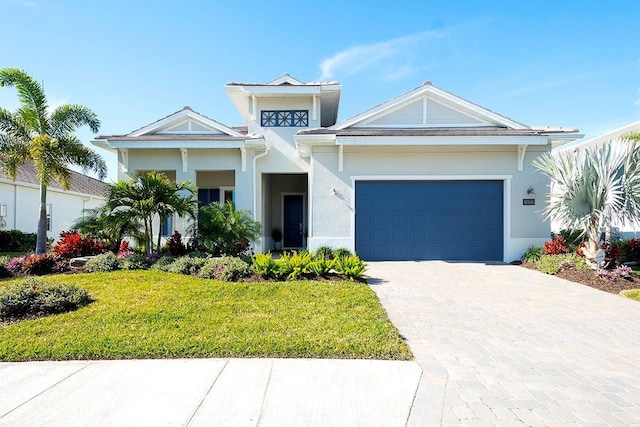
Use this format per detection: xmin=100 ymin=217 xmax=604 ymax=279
xmin=261 ymin=173 xmax=308 ymax=251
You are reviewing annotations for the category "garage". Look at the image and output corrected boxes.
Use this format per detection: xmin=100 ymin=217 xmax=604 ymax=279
xmin=355 ymin=180 xmax=504 ymax=261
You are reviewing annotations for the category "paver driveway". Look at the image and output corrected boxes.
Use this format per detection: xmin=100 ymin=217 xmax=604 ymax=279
xmin=368 ymin=261 xmax=640 ymax=427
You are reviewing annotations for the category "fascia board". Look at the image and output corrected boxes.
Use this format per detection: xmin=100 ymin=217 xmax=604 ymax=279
xmin=107 ymin=141 xmax=244 ymax=149
xmin=336 ymin=135 xmax=549 ymax=146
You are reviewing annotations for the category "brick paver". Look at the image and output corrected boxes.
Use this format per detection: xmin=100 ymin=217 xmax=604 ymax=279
xmin=368 ymin=261 xmax=640 ymax=426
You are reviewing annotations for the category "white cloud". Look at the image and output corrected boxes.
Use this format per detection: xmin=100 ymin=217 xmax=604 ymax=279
xmin=318 ymin=30 xmax=445 ymax=81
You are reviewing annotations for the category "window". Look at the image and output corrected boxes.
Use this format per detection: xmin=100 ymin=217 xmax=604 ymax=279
xmin=46 ymin=204 xmax=52 ymax=232
xmin=261 ymin=110 xmax=308 ymax=127
xmin=161 ymin=215 xmax=173 ymax=237
xmin=198 ymin=188 xmax=235 ymax=207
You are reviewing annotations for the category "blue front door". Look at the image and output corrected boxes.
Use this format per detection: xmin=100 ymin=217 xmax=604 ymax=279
xmin=283 ymin=195 xmax=304 ymax=248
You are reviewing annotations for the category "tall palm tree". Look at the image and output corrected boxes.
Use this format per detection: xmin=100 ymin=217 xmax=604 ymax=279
xmin=533 ymin=133 xmax=640 ymax=262
xmin=0 ymin=68 xmax=106 ymax=254
xmin=106 ymin=171 xmax=197 ymax=255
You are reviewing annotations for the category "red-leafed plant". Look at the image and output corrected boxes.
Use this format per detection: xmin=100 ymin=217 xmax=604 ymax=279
xmin=53 ymin=231 xmax=106 ymax=259
xmin=543 ymin=236 xmax=569 ymax=255
xmin=624 ymin=238 xmax=640 ymax=262
xmin=166 ymin=230 xmax=186 ymax=256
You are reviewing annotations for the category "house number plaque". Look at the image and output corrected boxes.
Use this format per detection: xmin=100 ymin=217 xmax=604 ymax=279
xmin=523 ymin=199 xmax=535 ymax=206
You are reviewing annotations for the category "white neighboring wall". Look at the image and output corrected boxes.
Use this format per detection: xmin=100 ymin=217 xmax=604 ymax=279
xmin=0 ymin=179 xmax=105 ymax=242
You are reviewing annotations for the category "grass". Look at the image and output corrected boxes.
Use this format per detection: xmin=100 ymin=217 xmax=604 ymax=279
xmin=0 ymin=270 xmax=412 ymax=361
xmin=620 ymin=289 xmax=640 ymax=301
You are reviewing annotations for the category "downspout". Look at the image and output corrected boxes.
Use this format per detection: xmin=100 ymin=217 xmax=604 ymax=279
xmin=252 ymin=144 xmax=270 ymax=252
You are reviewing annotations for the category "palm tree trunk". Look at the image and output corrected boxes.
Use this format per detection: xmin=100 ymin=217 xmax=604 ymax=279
xmin=36 ymin=183 xmax=48 ymax=254
xmin=157 ymin=217 xmax=163 ymax=255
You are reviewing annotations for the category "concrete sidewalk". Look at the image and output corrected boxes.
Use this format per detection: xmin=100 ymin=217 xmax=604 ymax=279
xmin=0 ymin=358 xmax=422 ymax=427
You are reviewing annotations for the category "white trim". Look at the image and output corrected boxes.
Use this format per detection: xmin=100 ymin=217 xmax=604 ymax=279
xmin=266 ymin=74 xmax=305 ymax=85
xmin=219 ymin=186 xmax=235 ymax=205
xmin=337 ymin=136 xmax=548 ymax=146
xmin=120 ymin=148 xmax=129 ymax=172
xmin=109 ymin=141 xmax=244 ymax=149
xmin=338 ymin=145 xmax=344 ymax=172
xmin=517 ymin=145 xmax=528 ymax=171
xmin=312 ymin=95 xmax=318 ymax=121
xmin=422 ymin=97 xmax=428 ymax=125
xmin=349 ymin=174 xmax=513 ymax=262
xmin=251 ymin=95 xmax=257 ymax=121
xmin=281 ymin=192 xmax=307 ymax=249
xmin=180 ymin=148 xmax=188 ymax=173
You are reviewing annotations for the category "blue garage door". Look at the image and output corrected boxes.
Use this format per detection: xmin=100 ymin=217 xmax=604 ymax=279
xmin=355 ymin=180 xmax=503 ymax=261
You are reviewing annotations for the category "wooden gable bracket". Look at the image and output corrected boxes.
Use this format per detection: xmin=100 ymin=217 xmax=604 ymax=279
xmin=180 ymin=148 xmax=188 ymax=173
xmin=517 ymin=145 xmax=528 ymax=172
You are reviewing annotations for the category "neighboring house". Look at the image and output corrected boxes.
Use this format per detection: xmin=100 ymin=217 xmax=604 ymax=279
xmin=93 ymin=74 xmax=581 ymax=262
xmin=0 ymin=162 xmax=106 ymax=240
xmin=553 ymin=120 xmax=640 ymax=238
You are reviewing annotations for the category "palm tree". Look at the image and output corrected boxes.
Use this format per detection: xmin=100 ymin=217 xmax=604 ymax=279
xmin=71 ymin=206 xmax=144 ymax=252
xmin=106 ymin=171 xmax=197 ymax=255
xmin=0 ymin=68 xmax=106 ymax=254
xmin=533 ymin=133 xmax=640 ymax=262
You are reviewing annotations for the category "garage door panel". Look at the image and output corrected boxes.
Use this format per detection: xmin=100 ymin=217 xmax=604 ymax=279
xmin=355 ymin=180 xmax=503 ymax=261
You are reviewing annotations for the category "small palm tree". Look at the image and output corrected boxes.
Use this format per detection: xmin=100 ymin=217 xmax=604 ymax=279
xmin=533 ymin=133 xmax=640 ymax=262
xmin=0 ymin=68 xmax=106 ymax=254
xmin=106 ymin=171 xmax=197 ymax=255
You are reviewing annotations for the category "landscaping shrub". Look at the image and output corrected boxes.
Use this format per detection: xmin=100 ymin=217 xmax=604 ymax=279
xmin=0 ymin=256 xmax=11 ymax=279
xmin=623 ymin=238 xmax=640 ymax=262
xmin=333 ymin=254 xmax=366 ymax=280
xmin=307 ymin=257 xmax=334 ymax=277
xmin=0 ymin=277 xmax=91 ymax=320
xmin=21 ymin=254 xmax=58 ymax=276
xmin=314 ymin=246 xmax=335 ymax=260
xmin=167 ymin=255 xmax=208 ymax=276
xmin=251 ymin=253 xmax=282 ymax=280
xmin=522 ymin=246 xmax=543 ymax=263
xmin=151 ymin=255 xmax=176 ymax=271
xmin=333 ymin=248 xmax=353 ymax=259
xmin=117 ymin=241 xmax=133 ymax=258
xmin=199 ymin=256 xmax=250 ymax=281
xmin=602 ymin=241 xmax=623 ymax=266
xmin=196 ymin=202 xmax=261 ymax=256
xmin=166 ymin=230 xmax=186 ymax=256
xmin=53 ymin=231 xmax=106 ymax=259
xmin=543 ymin=236 xmax=569 ymax=255
xmin=84 ymin=252 xmax=119 ymax=272
xmin=278 ymin=251 xmax=312 ymax=280
xmin=118 ymin=252 xmax=149 ymax=270
xmin=555 ymin=229 xmax=585 ymax=252
xmin=597 ymin=265 xmax=633 ymax=281
xmin=621 ymin=289 xmax=640 ymax=301
xmin=6 ymin=256 xmax=26 ymax=275
xmin=536 ymin=253 xmax=589 ymax=275
xmin=0 ymin=230 xmax=37 ymax=252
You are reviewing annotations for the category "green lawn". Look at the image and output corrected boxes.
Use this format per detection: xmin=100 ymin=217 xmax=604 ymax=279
xmin=0 ymin=270 xmax=411 ymax=361
xmin=621 ymin=289 xmax=640 ymax=301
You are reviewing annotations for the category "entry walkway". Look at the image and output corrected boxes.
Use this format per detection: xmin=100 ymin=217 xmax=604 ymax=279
xmin=368 ymin=261 xmax=640 ymax=426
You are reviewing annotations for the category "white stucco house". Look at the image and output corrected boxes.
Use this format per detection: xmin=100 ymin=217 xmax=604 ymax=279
xmin=0 ymin=162 xmax=106 ymax=239
xmin=92 ymin=74 xmax=581 ymax=262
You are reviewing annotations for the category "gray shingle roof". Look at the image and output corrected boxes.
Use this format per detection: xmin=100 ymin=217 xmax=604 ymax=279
xmin=0 ymin=162 xmax=107 ymax=197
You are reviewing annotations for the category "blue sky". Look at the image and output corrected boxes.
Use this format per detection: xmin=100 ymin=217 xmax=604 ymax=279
xmin=1 ymin=0 xmax=639 ymax=182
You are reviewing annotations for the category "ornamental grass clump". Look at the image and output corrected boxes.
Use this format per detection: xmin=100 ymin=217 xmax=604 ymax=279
xmin=251 ymin=253 xmax=282 ymax=280
xmin=0 ymin=277 xmax=91 ymax=321
xmin=332 ymin=254 xmax=366 ymax=281
xmin=278 ymin=251 xmax=312 ymax=280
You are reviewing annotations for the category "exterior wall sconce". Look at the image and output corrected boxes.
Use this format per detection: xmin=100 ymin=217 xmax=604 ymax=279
xmin=526 ymin=186 xmax=535 ymax=195
xmin=330 ymin=188 xmax=338 ymax=196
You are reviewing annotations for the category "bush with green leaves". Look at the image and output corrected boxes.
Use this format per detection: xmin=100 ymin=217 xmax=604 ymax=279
xmin=196 ymin=201 xmax=261 ymax=256
xmin=314 ymin=246 xmax=335 ymax=260
xmin=21 ymin=253 xmax=58 ymax=276
xmin=555 ymin=229 xmax=586 ymax=252
xmin=0 ymin=256 xmax=11 ymax=279
xmin=333 ymin=254 xmax=366 ymax=280
xmin=199 ymin=256 xmax=250 ymax=281
xmin=251 ymin=252 xmax=282 ymax=280
xmin=151 ymin=255 xmax=176 ymax=271
xmin=522 ymin=246 xmax=543 ymax=263
xmin=118 ymin=252 xmax=150 ymax=270
xmin=536 ymin=253 xmax=590 ymax=275
xmin=167 ymin=255 xmax=208 ymax=276
xmin=333 ymin=248 xmax=353 ymax=259
xmin=278 ymin=251 xmax=313 ymax=280
xmin=0 ymin=230 xmax=37 ymax=252
xmin=307 ymin=257 xmax=334 ymax=277
xmin=84 ymin=252 xmax=119 ymax=273
xmin=0 ymin=277 xmax=91 ymax=320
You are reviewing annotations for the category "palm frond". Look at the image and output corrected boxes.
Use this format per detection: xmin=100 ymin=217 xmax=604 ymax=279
xmin=50 ymin=104 xmax=100 ymax=137
xmin=0 ymin=132 xmax=30 ymax=180
xmin=0 ymin=68 xmax=48 ymax=135
xmin=57 ymin=135 xmax=107 ymax=180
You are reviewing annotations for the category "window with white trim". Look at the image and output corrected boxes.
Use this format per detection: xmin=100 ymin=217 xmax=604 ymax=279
xmin=261 ymin=110 xmax=308 ymax=127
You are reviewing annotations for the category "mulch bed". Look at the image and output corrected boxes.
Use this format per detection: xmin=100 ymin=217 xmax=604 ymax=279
xmin=521 ymin=262 xmax=640 ymax=294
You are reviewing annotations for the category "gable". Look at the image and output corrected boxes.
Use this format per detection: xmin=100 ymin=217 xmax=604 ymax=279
xmin=156 ymin=118 xmax=224 ymax=135
xmin=127 ymin=107 xmax=243 ymax=138
xmin=334 ymin=82 xmax=529 ymax=130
